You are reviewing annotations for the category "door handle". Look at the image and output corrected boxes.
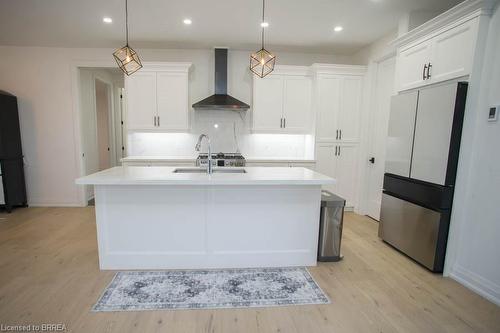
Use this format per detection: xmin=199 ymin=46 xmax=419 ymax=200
xmin=427 ymin=63 xmax=432 ymax=79
xmin=423 ymin=64 xmax=428 ymax=80
xmin=369 ymin=157 xmax=375 ymax=164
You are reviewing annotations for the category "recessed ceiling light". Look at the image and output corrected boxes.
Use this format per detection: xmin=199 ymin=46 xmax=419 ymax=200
xmin=334 ymin=26 xmax=343 ymax=32
xmin=214 ymin=124 xmax=219 ymax=129
xmin=261 ymin=22 xmax=269 ymax=28
xmin=183 ymin=18 xmax=192 ymax=25
xmin=103 ymin=17 xmax=113 ymax=24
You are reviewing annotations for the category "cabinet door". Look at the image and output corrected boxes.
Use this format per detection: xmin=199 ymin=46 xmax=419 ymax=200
xmin=338 ymin=77 xmax=362 ymax=142
xmin=396 ymin=41 xmax=432 ymax=91
xmin=157 ymin=72 xmax=189 ymax=131
xmin=385 ymin=91 xmax=418 ymax=178
xmin=253 ymin=76 xmax=284 ymax=132
xmin=315 ymin=143 xmax=337 ymax=194
xmin=125 ymin=72 xmax=157 ymax=130
xmin=410 ymin=82 xmax=457 ymax=185
xmin=316 ymin=76 xmax=341 ymax=141
xmin=430 ymin=18 xmax=478 ymax=83
xmin=336 ymin=144 xmax=358 ymax=208
xmin=282 ymin=76 xmax=312 ymax=132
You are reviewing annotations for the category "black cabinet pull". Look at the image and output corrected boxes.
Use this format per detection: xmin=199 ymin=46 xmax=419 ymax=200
xmin=338 ymin=146 xmax=341 ymax=156
xmin=339 ymin=130 xmax=342 ymax=140
xmin=427 ymin=63 xmax=432 ymax=79
xmin=280 ymin=118 xmax=283 ymax=128
xmin=336 ymin=130 xmax=338 ymax=140
xmin=423 ymin=64 xmax=428 ymax=80
xmin=283 ymin=118 xmax=286 ymax=128
xmin=158 ymin=116 xmax=160 ymax=127
xmin=154 ymin=116 xmax=157 ymax=126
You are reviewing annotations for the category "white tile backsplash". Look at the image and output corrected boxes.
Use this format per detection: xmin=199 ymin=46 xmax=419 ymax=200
xmin=127 ymin=110 xmax=314 ymax=159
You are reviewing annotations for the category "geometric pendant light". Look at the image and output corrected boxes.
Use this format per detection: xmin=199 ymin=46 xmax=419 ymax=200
xmin=250 ymin=0 xmax=276 ymax=78
xmin=113 ymin=0 xmax=143 ymax=76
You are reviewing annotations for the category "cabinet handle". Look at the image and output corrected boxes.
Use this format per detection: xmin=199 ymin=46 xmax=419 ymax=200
xmin=158 ymin=116 xmax=160 ymax=127
xmin=336 ymin=130 xmax=339 ymax=140
xmin=334 ymin=146 xmax=337 ymax=156
xmin=427 ymin=63 xmax=432 ymax=79
xmin=338 ymin=146 xmax=341 ymax=156
xmin=154 ymin=116 xmax=157 ymax=127
xmin=280 ymin=118 xmax=283 ymax=128
xmin=423 ymin=64 xmax=428 ymax=80
xmin=283 ymin=118 xmax=286 ymax=128
xmin=339 ymin=130 xmax=342 ymax=140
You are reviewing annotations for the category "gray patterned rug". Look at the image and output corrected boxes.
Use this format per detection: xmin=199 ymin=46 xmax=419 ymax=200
xmin=93 ymin=268 xmax=329 ymax=311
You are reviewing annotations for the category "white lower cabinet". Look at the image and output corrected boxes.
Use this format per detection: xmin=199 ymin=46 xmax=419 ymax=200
xmin=315 ymin=143 xmax=358 ymax=208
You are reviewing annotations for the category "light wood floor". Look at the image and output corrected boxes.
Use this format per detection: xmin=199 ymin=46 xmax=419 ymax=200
xmin=0 ymin=207 xmax=499 ymax=333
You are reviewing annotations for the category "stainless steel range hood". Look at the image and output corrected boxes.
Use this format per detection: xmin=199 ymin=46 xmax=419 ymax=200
xmin=192 ymin=48 xmax=250 ymax=111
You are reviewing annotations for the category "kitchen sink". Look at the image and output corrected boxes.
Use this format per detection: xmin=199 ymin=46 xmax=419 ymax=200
xmin=172 ymin=168 xmax=247 ymax=174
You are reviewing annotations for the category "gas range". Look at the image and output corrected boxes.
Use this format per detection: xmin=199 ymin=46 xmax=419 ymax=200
xmin=196 ymin=152 xmax=246 ymax=167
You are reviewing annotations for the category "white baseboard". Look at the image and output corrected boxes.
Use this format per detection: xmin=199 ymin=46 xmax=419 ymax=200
xmin=450 ymin=265 xmax=500 ymax=306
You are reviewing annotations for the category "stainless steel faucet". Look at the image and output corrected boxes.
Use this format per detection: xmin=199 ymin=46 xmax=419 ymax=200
xmin=195 ymin=134 xmax=213 ymax=174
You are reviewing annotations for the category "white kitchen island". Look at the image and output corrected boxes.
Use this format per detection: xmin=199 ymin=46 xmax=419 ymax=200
xmin=76 ymin=166 xmax=335 ymax=270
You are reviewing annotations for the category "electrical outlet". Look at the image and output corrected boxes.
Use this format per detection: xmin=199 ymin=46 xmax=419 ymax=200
xmin=488 ymin=106 xmax=498 ymax=122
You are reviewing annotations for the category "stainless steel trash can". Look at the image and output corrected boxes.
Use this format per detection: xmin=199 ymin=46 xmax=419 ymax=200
xmin=318 ymin=190 xmax=345 ymax=262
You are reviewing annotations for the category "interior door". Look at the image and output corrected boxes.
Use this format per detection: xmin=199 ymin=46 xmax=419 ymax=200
xmin=315 ymin=76 xmax=341 ymax=141
xmin=366 ymin=57 xmax=395 ymax=220
xmin=125 ymin=72 xmax=157 ymax=130
xmin=157 ymin=72 xmax=189 ymax=130
xmin=397 ymin=41 xmax=432 ymax=91
xmin=385 ymin=90 xmax=418 ymax=178
xmin=282 ymin=76 xmax=312 ymax=132
xmin=315 ymin=143 xmax=337 ymax=194
xmin=338 ymin=77 xmax=362 ymax=142
xmin=253 ymin=75 xmax=284 ymax=131
xmin=336 ymin=144 xmax=358 ymax=208
xmin=410 ymin=82 xmax=457 ymax=185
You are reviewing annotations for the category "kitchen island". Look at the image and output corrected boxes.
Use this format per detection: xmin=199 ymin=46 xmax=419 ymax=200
xmin=76 ymin=166 xmax=335 ymax=270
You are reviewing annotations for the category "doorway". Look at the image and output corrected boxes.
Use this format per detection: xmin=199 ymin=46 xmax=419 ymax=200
xmin=365 ymin=57 xmax=396 ymax=220
xmin=78 ymin=68 xmax=124 ymax=204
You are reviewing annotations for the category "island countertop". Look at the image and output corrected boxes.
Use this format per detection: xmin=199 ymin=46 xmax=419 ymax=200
xmin=76 ymin=166 xmax=335 ymax=186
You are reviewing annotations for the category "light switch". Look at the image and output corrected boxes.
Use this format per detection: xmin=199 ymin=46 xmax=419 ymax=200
xmin=488 ymin=106 xmax=498 ymax=122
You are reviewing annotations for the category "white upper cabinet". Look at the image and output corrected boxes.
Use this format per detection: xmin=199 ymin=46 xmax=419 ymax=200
xmin=125 ymin=63 xmax=191 ymax=131
xmin=316 ymin=77 xmax=341 ymax=141
xmin=252 ymin=66 xmax=312 ymax=133
xmin=397 ymin=41 xmax=433 ymax=92
xmin=312 ymin=65 xmax=366 ymax=142
xmin=252 ymin=75 xmax=284 ymax=132
xmin=156 ymin=72 xmax=189 ymax=131
xmin=126 ymin=72 xmax=157 ymax=130
xmin=395 ymin=15 xmax=479 ymax=92
xmin=338 ymin=77 xmax=363 ymax=142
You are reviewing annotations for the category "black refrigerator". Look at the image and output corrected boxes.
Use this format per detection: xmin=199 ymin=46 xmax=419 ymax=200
xmin=379 ymin=81 xmax=467 ymax=273
xmin=0 ymin=90 xmax=27 ymax=212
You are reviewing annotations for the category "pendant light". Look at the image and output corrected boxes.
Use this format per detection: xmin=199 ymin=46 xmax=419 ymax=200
xmin=113 ymin=0 xmax=142 ymax=76
xmin=250 ymin=0 xmax=276 ymax=78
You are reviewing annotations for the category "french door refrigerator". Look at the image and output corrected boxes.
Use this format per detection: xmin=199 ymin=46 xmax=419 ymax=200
xmin=379 ymin=81 xmax=467 ymax=272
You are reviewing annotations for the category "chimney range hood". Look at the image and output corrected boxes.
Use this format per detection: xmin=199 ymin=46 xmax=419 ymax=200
xmin=192 ymin=48 xmax=250 ymax=111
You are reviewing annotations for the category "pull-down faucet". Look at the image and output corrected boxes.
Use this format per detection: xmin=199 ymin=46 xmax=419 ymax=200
xmin=195 ymin=134 xmax=212 ymax=174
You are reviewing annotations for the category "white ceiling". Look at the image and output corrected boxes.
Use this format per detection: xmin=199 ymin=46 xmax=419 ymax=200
xmin=0 ymin=0 xmax=463 ymax=54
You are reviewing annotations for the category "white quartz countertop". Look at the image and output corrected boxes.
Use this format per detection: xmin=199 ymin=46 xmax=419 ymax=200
xmin=76 ymin=166 xmax=335 ymax=186
xmin=120 ymin=156 xmax=316 ymax=163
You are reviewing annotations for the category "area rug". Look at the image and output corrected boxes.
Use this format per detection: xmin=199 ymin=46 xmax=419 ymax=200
xmin=93 ymin=267 xmax=329 ymax=311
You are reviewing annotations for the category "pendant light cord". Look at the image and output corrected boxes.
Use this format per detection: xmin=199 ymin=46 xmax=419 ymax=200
xmin=125 ymin=0 xmax=129 ymax=46
xmin=261 ymin=0 xmax=265 ymax=49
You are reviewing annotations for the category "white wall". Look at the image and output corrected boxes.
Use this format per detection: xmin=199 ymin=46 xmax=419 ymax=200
xmin=0 ymin=46 xmax=351 ymax=206
xmin=446 ymin=3 xmax=500 ymax=306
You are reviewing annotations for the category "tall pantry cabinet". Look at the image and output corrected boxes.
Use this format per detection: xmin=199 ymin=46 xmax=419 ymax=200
xmin=312 ymin=65 xmax=366 ymax=209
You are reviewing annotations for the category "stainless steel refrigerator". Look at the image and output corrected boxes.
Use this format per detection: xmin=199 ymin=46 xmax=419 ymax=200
xmin=379 ymin=81 xmax=468 ymax=272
